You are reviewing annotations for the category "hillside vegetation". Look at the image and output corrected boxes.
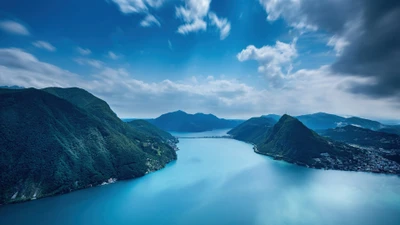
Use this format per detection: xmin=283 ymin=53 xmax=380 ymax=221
xmin=150 ymin=110 xmax=243 ymax=132
xmin=0 ymin=88 xmax=177 ymax=205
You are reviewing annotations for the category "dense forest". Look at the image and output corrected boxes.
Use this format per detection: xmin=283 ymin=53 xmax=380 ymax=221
xmin=149 ymin=110 xmax=243 ymax=132
xmin=0 ymin=87 xmax=177 ymax=205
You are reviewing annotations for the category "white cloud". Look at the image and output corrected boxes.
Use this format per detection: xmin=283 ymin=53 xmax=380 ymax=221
xmin=237 ymin=39 xmax=297 ymax=86
xmin=259 ymin=0 xmax=299 ymax=22
xmin=74 ymin=58 xmax=104 ymax=69
xmin=140 ymin=14 xmax=161 ymax=27
xmin=168 ymin=40 xmax=173 ymax=50
xmin=327 ymin=35 xmax=349 ymax=56
xmin=176 ymin=0 xmax=211 ymax=34
xmin=111 ymin=0 xmax=152 ymax=14
xmin=0 ymin=20 xmax=30 ymax=36
xmin=111 ymin=0 xmax=164 ymax=27
xmin=175 ymin=0 xmax=232 ymax=39
xmin=0 ymin=48 xmax=80 ymax=87
xmin=177 ymin=19 xmax=207 ymax=34
xmin=76 ymin=47 xmax=91 ymax=55
xmin=208 ymin=12 xmax=231 ymax=40
xmin=108 ymin=51 xmax=120 ymax=60
xmin=32 ymin=41 xmax=56 ymax=52
xmin=1 ymin=48 xmax=399 ymax=120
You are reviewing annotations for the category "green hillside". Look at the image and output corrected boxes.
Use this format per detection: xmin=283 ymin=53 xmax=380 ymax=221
xmin=150 ymin=110 xmax=244 ymax=132
xmin=257 ymin=115 xmax=353 ymax=165
xmin=127 ymin=120 xmax=179 ymax=150
xmin=319 ymin=125 xmax=400 ymax=150
xmin=0 ymin=88 xmax=177 ymax=205
xmin=228 ymin=117 xmax=276 ymax=144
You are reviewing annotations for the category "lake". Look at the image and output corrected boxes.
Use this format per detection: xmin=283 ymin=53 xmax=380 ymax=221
xmin=1 ymin=133 xmax=400 ymax=225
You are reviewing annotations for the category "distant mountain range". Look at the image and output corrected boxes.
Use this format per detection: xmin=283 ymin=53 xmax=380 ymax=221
xmin=148 ymin=110 xmax=244 ymax=132
xmin=0 ymin=87 xmax=177 ymax=205
xmin=318 ymin=125 xmax=400 ymax=151
xmin=259 ymin=112 xmax=400 ymax=135
xmin=0 ymin=85 xmax=24 ymax=89
xmin=229 ymin=115 xmax=400 ymax=174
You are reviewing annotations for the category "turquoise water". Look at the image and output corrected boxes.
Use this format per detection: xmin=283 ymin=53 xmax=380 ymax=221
xmin=1 ymin=137 xmax=400 ymax=225
xmin=170 ymin=129 xmax=231 ymax=137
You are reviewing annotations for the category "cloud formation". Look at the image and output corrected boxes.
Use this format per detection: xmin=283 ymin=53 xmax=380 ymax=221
xmin=111 ymin=0 xmax=164 ymax=27
xmin=76 ymin=47 xmax=92 ymax=55
xmin=108 ymin=51 xmax=120 ymax=60
xmin=0 ymin=20 xmax=30 ymax=36
xmin=175 ymin=0 xmax=231 ymax=39
xmin=208 ymin=12 xmax=231 ymax=40
xmin=74 ymin=58 xmax=104 ymax=69
xmin=176 ymin=0 xmax=210 ymax=34
xmin=1 ymin=48 xmax=399 ymax=119
xmin=32 ymin=41 xmax=56 ymax=52
xmin=237 ymin=39 xmax=297 ymax=86
xmin=140 ymin=14 xmax=161 ymax=27
xmin=110 ymin=0 xmax=163 ymax=13
xmin=258 ymin=0 xmax=400 ymax=100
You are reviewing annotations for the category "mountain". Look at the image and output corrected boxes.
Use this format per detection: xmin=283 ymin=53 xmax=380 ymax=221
xmin=341 ymin=117 xmax=383 ymax=130
xmin=296 ymin=112 xmax=346 ymax=130
xmin=378 ymin=125 xmax=400 ymax=136
xmin=296 ymin=112 xmax=385 ymax=131
xmin=150 ymin=110 xmax=244 ymax=132
xmin=256 ymin=115 xmax=355 ymax=166
xmin=319 ymin=125 xmax=400 ymax=150
xmin=228 ymin=117 xmax=276 ymax=144
xmin=0 ymin=85 xmax=24 ymax=89
xmin=127 ymin=120 xmax=179 ymax=150
xmin=262 ymin=114 xmax=281 ymax=122
xmin=230 ymin=114 xmax=400 ymax=173
xmin=0 ymin=87 xmax=177 ymax=205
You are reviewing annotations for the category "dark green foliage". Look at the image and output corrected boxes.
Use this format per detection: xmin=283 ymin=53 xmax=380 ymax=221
xmin=228 ymin=117 xmax=276 ymax=143
xmin=0 ymin=88 xmax=177 ymax=205
xmin=150 ymin=110 xmax=244 ymax=132
xmin=230 ymin=114 xmax=357 ymax=166
xmin=378 ymin=125 xmax=400 ymax=136
xmin=127 ymin=120 xmax=176 ymax=142
xmin=257 ymin=115 xmax=350 ymax=164
xmin=319 ymin=125 xmax=400 ymax=150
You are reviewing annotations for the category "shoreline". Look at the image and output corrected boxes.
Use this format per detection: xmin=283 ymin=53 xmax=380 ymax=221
xmin=1 ymin=158 xmax=177 ymax=206
xmin=252 ymin=145 xmax=400 ymax=176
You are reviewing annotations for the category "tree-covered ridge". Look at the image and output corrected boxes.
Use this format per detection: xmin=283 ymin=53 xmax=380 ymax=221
xmin=0 ymin=88 xmax=177 ymax=205
xmin=150 ymin=110 xmax=244 ymax=132
xmin=230 ymin=114 xmax=400 ymax=174
xmin=318 ymin=125 xmax=400 ymax=150
xmin=257 ymin=115 xmax=352 ymax=165
xmin=127 ymin=120 xmax=179 ymax=151
xmin=227 ymin=116 xmax=276 ymax=144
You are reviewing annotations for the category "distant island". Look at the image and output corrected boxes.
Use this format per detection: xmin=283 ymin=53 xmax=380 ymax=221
xmin=147 ymin=110 xmax=244 ymax=132
xmin=0 ymin=87 xmax=177 ymax=205
xmin=229 ymin=115 xmax=400 ymax=174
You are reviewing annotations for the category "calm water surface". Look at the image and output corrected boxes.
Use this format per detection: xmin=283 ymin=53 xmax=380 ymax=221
xmin=1 ymin=136 xmax=400 ymax=225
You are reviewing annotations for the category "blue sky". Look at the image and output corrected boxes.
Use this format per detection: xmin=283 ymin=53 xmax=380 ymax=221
xmin=0 ymin=0 xmax=399 ymax=120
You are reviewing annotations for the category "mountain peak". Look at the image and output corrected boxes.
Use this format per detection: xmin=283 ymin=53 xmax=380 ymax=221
xmin=259 ymin=114 xmax=335 ymax=164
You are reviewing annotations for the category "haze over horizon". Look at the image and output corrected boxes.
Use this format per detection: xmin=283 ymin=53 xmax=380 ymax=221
xmin=0 ymin=0 xmax=399 ymax=120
